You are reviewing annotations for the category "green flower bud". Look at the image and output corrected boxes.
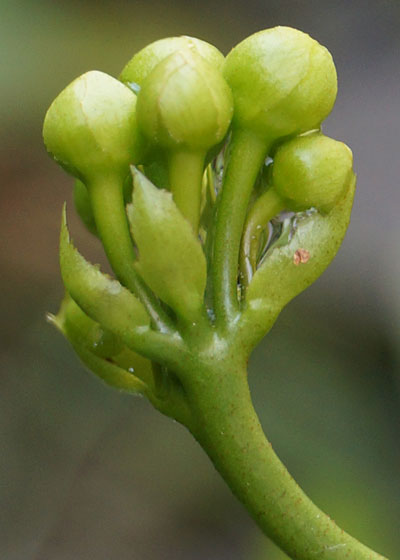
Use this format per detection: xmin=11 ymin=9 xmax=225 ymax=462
xmin=43 ymin=70 xmax=144 ymax=182
xmin=120 ymin=36 xmax=224 ymax=89
xmin=135 ymin=48 xmax=233 ymax=231
xmin=223 ymin=26 xmax=337 ymax=142
xmin=120 ymin=37 xmax=225 ymax=205
xmin=272 ymin=133 xmax=354 ymax=212
xmin=136 ymin=49 xmax=233 ymax=152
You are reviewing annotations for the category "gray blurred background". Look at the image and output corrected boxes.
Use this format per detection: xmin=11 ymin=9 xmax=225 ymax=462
xmin=1 ymin=1 xmax=399 ymax=558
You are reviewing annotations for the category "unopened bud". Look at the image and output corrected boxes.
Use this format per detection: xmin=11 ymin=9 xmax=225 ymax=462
xmin=136 ymin=49 xmax=233 ymax=152
xmin=43 ymin=71 xmax=144 ymax=182
xmin=224 ymin=26 xmax=337 ymax=142
xmin=120 ymin=35 xmax=224 ymax=89
xmin=272 ymin=133 xmax=354 ymax=212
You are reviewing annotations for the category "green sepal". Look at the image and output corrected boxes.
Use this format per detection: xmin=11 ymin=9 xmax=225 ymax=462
xmin=241 ymin=175 xmax=356 ymax=346
xmin=48 ymin=296 xmax=147 ymax=394
xmin=56 ymin=293 xmax=154 ymax=386
xmin=60 ymin=205 xmax=151 ymax=338
xmin=61 ymin=293 xmax=124 ymax=357
xmin=112 ymin=347 xmax=154 ymax=388
xmin=69 ymin=340 xmax=147 ymax=394
xmin=128 ymin=168 xmax=207 ymax=322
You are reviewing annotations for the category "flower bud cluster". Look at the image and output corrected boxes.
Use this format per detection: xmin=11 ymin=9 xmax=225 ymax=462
xmin=43 ymin=27 xmax=355 ymax=384
xmin=41 ymin=31 xmax=389 ymax=560
xmin=43 ymin=27 xmax=352 ymax=230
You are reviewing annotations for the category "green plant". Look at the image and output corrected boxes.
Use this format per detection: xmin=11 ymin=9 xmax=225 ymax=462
xmin=43 ymin=26 xmax=387 ymax=560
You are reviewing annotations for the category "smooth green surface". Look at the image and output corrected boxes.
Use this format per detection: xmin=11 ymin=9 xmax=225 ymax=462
xmin=223 ymin=26 xmax=337 ymax=140
xmin=120 ymin=35 xmax=225 ymax=87
xmin=212 ymin=128 xmax=269 ymax=328
xmin=273 ymin=133 xmax=354 ymax=212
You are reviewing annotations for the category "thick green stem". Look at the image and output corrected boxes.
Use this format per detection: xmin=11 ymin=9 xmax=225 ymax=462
xmin=212 ymin=129 xmax=269 ymax=329
xmin=168 ymin=149 xmax=205 ymax=233
xmin=184 ymin=357 xmax=387 ymax=560
xmin=87 ymin=174 xmax=174 ymax=332
xmin=240 ymin=187 xmax=285 ymax=287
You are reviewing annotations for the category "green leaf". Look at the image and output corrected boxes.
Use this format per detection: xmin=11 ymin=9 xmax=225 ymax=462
xmin=59 ymin=205 xmax=150 ymax=338
xmin=243 ymin=176 xmax=355 ymax=341
xmin=128 ymin=168 xmax=207 ymax=321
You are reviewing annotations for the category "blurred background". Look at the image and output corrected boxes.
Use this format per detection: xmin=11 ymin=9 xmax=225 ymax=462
xmin=1 ymin=1 xmax=399 ymax=558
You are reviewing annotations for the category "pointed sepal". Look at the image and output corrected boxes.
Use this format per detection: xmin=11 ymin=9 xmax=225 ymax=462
xmin=128 ymin=169 xmax=207 ymax=322
xmin=48 ymin=295 xmax=148 ymax=394
xmin=59 ymin=205 xmax=151 ymax=338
